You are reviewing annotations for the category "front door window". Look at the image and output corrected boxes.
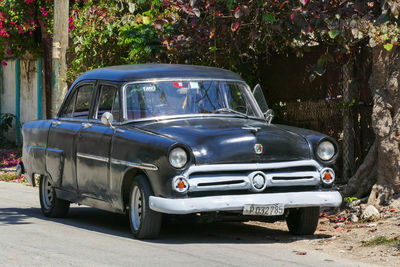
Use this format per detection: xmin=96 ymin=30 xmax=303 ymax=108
xmin=60 ymin=84 xmax=94 ymax=118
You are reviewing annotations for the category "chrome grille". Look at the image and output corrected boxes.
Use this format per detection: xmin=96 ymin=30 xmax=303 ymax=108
xmin=179 ymin=160 xmax=323 ymax=193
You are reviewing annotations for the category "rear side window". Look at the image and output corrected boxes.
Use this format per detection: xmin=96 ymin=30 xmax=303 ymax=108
xmin=60 ymin=84 xmax=94 ymax=118
xmin=96 ymin=85 xmax=120 ymax=121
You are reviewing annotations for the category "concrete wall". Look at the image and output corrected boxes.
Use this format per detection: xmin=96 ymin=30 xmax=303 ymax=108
xmin=0 ymin=59 xmax=45 ymax=143
xmin=20 ymin=61 xmax=39 ymax=123
xmin=1 ymin=60 xmax=17 ymax=141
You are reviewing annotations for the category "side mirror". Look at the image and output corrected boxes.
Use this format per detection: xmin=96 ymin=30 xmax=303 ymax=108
xmin=263 ymin=109 xmax=274 ymax=124
xmin=253 ymin=84 xmax=273 ymax=124
xmin=101 ymin=112 xmax=114 ymax=127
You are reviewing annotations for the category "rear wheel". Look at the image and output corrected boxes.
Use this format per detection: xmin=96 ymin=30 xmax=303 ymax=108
xmin=286 ymin=207 xmax=320 ymax=235
xmin=128 ymin=175 xmax=162 ymax=239
xmin=39 ymin=175 xmax=70 ymax=217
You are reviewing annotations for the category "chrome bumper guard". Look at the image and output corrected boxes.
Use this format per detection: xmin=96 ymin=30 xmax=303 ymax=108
xmin=149 ymin=191 xmax=342 ymax=215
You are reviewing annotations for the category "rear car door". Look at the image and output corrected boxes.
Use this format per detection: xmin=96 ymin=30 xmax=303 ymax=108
xmin=46 ymin=82 xmax=95 ymax=192
xmin=76 ymin=82 xmax=121 ymax=200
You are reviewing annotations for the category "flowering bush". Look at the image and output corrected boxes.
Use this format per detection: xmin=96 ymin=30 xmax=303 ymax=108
xmin=0 ymin=0 xmax=53 ymax=64
xmin=0 ymin=172 xmax=26 ymax=182
xmin=0 ymin=150 xmax=25 ymax=182
xmin=0 ymin=150 xmax=21 ymax=168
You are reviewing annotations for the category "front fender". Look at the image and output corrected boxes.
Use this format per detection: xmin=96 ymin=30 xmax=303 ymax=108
xmin=275 ymin=124 xmax=339 ymax=165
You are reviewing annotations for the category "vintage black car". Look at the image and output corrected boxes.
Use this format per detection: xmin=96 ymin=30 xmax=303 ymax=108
xmin=21 ymin=64 xmax=341 ymax=239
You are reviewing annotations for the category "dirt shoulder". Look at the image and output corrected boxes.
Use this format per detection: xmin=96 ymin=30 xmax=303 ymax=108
xmin=247 ymin=206 xmax=400 ymax=266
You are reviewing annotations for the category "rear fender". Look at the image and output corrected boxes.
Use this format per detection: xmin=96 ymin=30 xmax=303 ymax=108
xmin=22 ymin=120 xmax=52 ymax=186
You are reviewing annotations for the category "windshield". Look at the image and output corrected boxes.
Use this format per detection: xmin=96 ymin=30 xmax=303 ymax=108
xmin=124 ymin=81 xmax=261 ymax=120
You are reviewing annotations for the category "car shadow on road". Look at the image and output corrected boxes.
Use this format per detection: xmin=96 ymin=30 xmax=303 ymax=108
xmin=1 ymin=206 xmax=332 ymax=244
xmin=156 ymin=219 xmax=332 ymax=245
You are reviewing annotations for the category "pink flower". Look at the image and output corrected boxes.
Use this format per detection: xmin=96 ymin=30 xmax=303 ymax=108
xmin=290 ymin=13 xmax=295 ymax=20
xmin=1 ymin=61 xmax=7 ymax=66
xmin=232 ymin=21 xmax=239 ymax=32
xmin=25 ymin=0 xmax=34 ymax=4
xmin=41 ymin=8 xmax=48 ymax=17
xmin=68 ymin=17 xmax=75 ymax=31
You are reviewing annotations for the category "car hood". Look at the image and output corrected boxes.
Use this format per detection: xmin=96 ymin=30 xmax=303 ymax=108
xmin=133 ymin=117 xmax=311 ymax=165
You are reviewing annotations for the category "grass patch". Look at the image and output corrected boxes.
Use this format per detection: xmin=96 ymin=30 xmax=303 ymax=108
xmin=362 ymin=236 xmax=400 ymax=247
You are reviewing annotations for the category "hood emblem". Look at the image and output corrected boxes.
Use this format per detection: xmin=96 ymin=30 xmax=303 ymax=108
xmin=254 ymin=144 xmax=263 ymax=154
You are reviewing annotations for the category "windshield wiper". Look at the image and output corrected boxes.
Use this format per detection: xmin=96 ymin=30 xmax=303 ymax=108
xmin=213 ymin=108 xmax=248 ymax=118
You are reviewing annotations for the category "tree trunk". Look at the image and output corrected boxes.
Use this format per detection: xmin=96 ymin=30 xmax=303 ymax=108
xmin=342 ymin=59 xmax=356 ymax=180
xmin=344 ymin=47 xmax=400 ymax=206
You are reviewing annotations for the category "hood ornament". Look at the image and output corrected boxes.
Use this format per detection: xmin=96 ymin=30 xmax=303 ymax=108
xmin=242 ymin=125 xmax=261 ymax=133
xmin=254 ymin=144 xmax=263 ymax=154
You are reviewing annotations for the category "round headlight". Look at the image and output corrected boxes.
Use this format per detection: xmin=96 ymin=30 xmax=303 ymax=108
xmin=316 ymin=141 xmax=335 ymax=161
xmin=169 ymin=147 xmax=188 ymax=168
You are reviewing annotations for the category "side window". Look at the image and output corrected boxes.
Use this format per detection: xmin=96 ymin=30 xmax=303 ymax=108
xmin=62 ymin=91 xmax=77 ymax=118
xmin=96 ymin=85 xmax=120 ymax=121
xmin=74 ymin=84 xmax=94 ymax=118
xmin=60 ymin=84 xmax=94 ymax=118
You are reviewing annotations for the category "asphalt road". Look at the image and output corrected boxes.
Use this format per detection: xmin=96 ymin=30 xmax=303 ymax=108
xmin=0 ymin=182 xmax=373 ymax=267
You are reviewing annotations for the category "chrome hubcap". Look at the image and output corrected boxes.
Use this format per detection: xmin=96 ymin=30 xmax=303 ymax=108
xmin=131 ymin=186 xmax=143 ymax=231
xmin=42 ymin=176 xmax=54 ymax=209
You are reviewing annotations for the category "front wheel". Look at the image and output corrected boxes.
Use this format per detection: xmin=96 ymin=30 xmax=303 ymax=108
xmin=128 ymin=175 xmax=162 ymax=239
xmin=39 ymin=175 xmax=70 ymax=217
xmin=286 ymin=207 xmax=320 ymax=235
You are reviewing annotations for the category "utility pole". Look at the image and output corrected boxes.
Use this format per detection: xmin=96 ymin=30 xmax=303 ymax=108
xmin=51 ymin=0 xmax=69 ymax=118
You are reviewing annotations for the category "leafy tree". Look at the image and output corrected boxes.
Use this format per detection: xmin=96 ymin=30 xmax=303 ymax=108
xmin=68 ymin=0 xmax=181 ymax=80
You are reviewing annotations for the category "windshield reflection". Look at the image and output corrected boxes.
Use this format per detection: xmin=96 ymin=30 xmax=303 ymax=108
xmin=125 ymin=81 xmax=259 ymax=120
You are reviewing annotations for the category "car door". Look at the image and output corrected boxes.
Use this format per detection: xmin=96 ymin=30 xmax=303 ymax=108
xmin=46 ymin=82 xmax=95 ymax=192
xmin=76 ymin=82 xmax=121 ymax=200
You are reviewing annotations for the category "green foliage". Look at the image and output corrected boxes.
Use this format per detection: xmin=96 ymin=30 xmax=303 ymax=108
xmin=1 ymin=0 xmax=399 ymax=86
xmin=384 ymin=43 xmax=394 ymax=51
xmin=328 ymin=30 xmax=340 ymax=39
xmin=263 ymin=13 xmax=276 ymax=24
xmin=226 ymin=0 xmax=237 ymax=10
xmin=0 ymin=113 xmax=15 ymax=137
xmin=344 ymin=196 xmax=358 ymax=203
xmin=362 ymin=236 xmax=400 ymax=247
xmin=68 ymin=0 xmax=179 ymax=80
xmin=119 ymin=24 xmax=161 ymax=62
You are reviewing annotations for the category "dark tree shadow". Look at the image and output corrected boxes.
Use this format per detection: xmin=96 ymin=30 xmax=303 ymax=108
xmin=0 ymin=208 xmax=33 ymax=225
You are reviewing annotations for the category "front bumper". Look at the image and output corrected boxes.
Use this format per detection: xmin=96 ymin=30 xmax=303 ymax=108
xmin=149 ymin=190 xmax=342 ymax=214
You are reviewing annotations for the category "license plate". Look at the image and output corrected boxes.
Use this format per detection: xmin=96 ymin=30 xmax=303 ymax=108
xmin=243 ymin=204 xmax=284 ymax=216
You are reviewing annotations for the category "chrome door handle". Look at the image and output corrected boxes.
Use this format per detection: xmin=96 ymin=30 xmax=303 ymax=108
xmin=82 ymin=123 xmax=92 ymax=129
xmin=52 ymin=121 xmax=61 ymax=126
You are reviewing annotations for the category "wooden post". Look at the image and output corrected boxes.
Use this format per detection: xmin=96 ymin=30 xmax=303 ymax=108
xmin=51 ymin=0 xmax=69 ymax=118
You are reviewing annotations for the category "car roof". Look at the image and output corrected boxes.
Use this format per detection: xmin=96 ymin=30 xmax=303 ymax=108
xmin=75 ymin=64 xmax=244 ymax=83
